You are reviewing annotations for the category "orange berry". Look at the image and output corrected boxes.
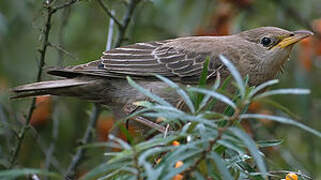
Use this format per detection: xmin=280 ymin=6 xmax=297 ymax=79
xmin=156 ymin=158 xmax=162 ymax=164
xmin=172 ymin=174 xmax=183 ymax=180
xmin=248 ymin=101 xmax=262 ymax=112
xmin=175 ymin=161 xmax=183 ymax=168
xmin=172 ymin=141 xmax=180 ymax=146
xmin=286 ymin=173 xmax=298 ymax=180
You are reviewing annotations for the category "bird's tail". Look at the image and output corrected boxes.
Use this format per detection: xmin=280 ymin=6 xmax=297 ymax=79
xmin=11 ymin=78 xmax=94 ymax=99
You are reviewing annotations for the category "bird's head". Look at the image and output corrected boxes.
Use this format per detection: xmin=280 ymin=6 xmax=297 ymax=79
xmin=238 ymin=27 xmax=313 ymax=80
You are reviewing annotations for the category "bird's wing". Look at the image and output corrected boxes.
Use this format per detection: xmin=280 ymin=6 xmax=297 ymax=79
xmin=48 ymin=38 xmax=220 ymax=82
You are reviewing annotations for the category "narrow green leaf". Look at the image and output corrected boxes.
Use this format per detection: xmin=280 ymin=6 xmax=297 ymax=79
xmin=217 ymin=139 xmax=245 ymax=156
xmin=240 ymin=114 xmax=321 ymax=138
xmin=248 ymin=79 xmax=279 ymax=98
xmin=155 ymin=74 xmax=195 ymax=113
xmin=219 ymin=55 xmax=245 ymax=97
xmin=254 ymin=88 xmax=310 ymax=100
xmin=193 ymin=171 xmax=206 ymax=180
xmin=256 ymin=139 xmax=283 ymax=148
xmin=80 ymin=142 xmax=122 ymax=149
xmin=109 ymin=134 xmax=131 ymax=150
xmin=138 ymin=146 xmax=173 ymax=179
xmin=208 ymin=152 xmax=234 ymax=180
xmin=81 ymin=161 xmax=131 ymax=180
xmin=127 ymin=76 xmax=172 ymax=107
xmin=199 ymin=72 xmax=221 ymax=111
xmin=226 ymin=153 xmax=251 ymax=169
xmin=206 ymin=75 xmax=232 ymax=111
xmin=199 ymin=56 xmax=210 ymax=87
xmin=229 ymin=127 xmax=267 ymax=178
xmin=0 ymin=169 xmax=61 ymax=179
xmin=189 ymin=87 xmax=236 ymax=109
xmin=258 ymin=99 xmax=301 ymax=120
xmin=132 ymin=101 xmax=154 ymax=108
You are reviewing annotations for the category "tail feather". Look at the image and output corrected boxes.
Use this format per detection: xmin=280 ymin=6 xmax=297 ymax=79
xmin=11 ymin=78 xmax=92 ymax=99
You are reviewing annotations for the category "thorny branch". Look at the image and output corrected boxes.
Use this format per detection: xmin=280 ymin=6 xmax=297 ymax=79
xmin=9 ymin=0 xmax=80 ymax=169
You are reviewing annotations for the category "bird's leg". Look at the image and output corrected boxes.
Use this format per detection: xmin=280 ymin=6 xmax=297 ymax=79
xmin=122 ymin=103 xmax=167 ymax=133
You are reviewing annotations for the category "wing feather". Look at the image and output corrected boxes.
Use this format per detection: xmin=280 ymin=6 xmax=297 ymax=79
xmin=60 ymin=38 xmax=220 ymax=82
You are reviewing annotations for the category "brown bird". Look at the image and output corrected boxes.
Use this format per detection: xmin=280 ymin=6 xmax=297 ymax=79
xmin=12 ymin=27 xmax=313 ymax=124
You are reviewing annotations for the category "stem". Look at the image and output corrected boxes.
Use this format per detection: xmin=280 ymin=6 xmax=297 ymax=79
xmin=9 ymin=0 xmax=81 ymax=169
xmin=9 ymin=5 xmax=53 ymax=168
xmin=65 ymin=104 xmax=101 ymax=179
xmin=96 ymin=0 xmax=123 ymax=29
xmin=115 ymin=0 xmax=141 ymax=47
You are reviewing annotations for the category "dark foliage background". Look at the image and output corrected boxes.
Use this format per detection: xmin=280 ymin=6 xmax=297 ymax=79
xmin=0 ymin=0 xmax=321 ymax=179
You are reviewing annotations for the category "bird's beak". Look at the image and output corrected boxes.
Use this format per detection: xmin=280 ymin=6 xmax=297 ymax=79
xmin=274 ymin=30 xmax=314 ymax=49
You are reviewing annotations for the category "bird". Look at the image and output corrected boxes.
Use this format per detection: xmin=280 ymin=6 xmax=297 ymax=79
xmin=12 ymin=27 xmax=313 ymax=126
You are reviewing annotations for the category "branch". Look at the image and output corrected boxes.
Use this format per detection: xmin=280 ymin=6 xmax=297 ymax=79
xmin=65 ymin=104 xmax=102 ymax=179
xmin=96 ymin=0 xmax=123 ymax=29
xmin=133 ymin=116 xmax=167 ymax=133
xmin=48 ymin=42 xmax=79 ymax=61
xmin=9 ymin=0 xmax=81 ymax=168
xmin=9 ymin=5 xmax=53 ymax=168
xmin=52 ymin=0 xmax=80 ymax=13
xmin=115 ymin=0 xmax=142 ymax=47
xmin=57 ymin=7 xmax=71 ymax=66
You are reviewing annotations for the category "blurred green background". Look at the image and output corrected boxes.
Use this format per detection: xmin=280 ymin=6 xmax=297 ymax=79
xmin=0 ymin=0 xmax=321 ymax=178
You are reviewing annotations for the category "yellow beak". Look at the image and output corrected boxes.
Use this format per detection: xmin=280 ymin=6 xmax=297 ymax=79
xmin=275 ymin=30 xmax=314 ymax=49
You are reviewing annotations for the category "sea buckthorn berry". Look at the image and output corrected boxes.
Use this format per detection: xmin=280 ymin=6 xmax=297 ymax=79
xmin=172 ymin=141 xmax=180 ymax=146
xmin=175 ymin=161 xmax=183 ymax=168
xmin=286 ymin=173 xmax=298 ymax=180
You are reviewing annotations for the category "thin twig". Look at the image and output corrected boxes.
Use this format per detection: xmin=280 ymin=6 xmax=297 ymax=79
xmin=96 ymin=0 xmax=123 ymax=29
xmin=65 ymin=104 xmax=102 ymax=179
xmin=9 ymin=5 xmax=53 ymax=168
xmin=57 ymin=7 xmax=71 ymax=66
xmin=133 ymin=116 xmax=167 ymax=133
xmin=52 ymin=0 xmax=80 ymax=13
xmin=48 ymin=42 xmax=79 ymax=61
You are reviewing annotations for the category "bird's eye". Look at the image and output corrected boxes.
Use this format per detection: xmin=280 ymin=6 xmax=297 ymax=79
xmin=261 ymin=37 xmax=272 ymax=47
